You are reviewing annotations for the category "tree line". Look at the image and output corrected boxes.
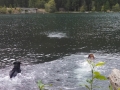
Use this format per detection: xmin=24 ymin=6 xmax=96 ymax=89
xmin=0 ymin=0 xmax=120 ymax=12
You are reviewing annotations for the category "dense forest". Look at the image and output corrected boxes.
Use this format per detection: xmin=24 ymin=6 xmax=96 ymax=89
xmin=0 ymin=0 xmax=120 ymax=12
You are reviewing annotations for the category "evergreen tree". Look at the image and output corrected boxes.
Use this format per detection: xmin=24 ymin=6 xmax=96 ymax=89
xmin=0 ymin=0 xmax=4 ymax=7
xmin=104 ymin=1 xmax=110 ymax=11
xmin=28 ymin=0 xmax=37 ymax=7
xmin=86 ymin=0 xmax=92 ymax=11
xmin=65 ymin=0 xmax=71 ymax=11
xmin=35 ymin=0 xmax=46 ymax=8
xmin=101 ymin=5 xmax=105 ymax=11
xmin=72 ymin=0 xmax=79 ymax=11
xmin=54 ymin=0 xmax=62 ymax=11
xmin=0 ymin=0 xmax=119 ymax=12
xmin=80 ymin=0 xmax=87 ymax=12
xmin=91 ymin=1 xmax=95 ymax=11
xmin=95 ymin=2 xmax=101 ymax=11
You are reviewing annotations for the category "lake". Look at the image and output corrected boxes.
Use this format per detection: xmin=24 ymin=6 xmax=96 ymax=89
xmin=0 ymin=13 xmax=120 ymax=90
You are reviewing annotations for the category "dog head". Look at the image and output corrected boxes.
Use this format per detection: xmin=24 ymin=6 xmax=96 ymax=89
xmin=88 ymin=54 xmax=95 ymax=60
xmin=13 ymin=61 xmax=21 ymax=69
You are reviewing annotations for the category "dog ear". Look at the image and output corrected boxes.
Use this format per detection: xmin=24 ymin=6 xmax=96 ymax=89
xmin=13 ymin=61 xmax=21 ymax=65
xmin=17 ymin=61 xmax=21 ymax=64
xmin=13 ymin=62 xmax=16 ymax=65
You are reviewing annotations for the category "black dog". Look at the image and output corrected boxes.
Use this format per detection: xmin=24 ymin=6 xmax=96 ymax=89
xmin=9 ymin=61 xmax=21 ymax=78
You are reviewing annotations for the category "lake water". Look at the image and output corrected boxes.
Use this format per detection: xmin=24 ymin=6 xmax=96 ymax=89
xmin=0 ymin=13 xmax=120 ymax=90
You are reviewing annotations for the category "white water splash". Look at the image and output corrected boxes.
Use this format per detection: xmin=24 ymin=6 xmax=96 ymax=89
xmin=47 ymin=32 xmax=67 ymax=38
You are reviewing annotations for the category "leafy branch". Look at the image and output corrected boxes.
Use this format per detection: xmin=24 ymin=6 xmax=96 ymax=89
xmin=85 ymin=60 xmax=107 ymax=90
xmin=37 ymin=80 xmax=52 ymax=90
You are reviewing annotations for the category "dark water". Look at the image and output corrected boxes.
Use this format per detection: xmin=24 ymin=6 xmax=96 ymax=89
xmin=0 ymin=13 xmax=120 ymax=67
xmin=0 ymin=13 xmax=120 ymax=90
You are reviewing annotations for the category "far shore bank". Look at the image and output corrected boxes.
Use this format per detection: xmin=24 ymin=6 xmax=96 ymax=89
xmin=0 ymin=7 xmax=47 ymax=14
xmin=0 ymin=7 xmax=120 ymax=14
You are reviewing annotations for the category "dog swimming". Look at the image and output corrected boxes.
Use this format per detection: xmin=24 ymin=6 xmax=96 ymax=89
xmin=88 ymin=53 xmax=95 ymax=60
xmin=9 ymin=61 xmax=21 ymax=78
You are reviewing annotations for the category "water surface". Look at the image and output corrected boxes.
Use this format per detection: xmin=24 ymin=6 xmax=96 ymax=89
xmin=0 ymin=13 xmax=120 ymax=90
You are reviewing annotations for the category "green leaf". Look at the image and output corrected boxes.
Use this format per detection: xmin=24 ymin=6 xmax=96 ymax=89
xmin=49 ymin=84 xmax=53 ymax=86
xmin=95 ymin=62 xmax=105 ymax=67
xmin=87 ymin=60 xmax=95 ymax=68
xmin=87 ymin=60 xmax=92 ymax=64
xmin=94 ymin=71 xmax=101 ymax=76
xmin=118 ymin=88 xmax=120 ymax=90
xmin=86 ymin=79 xmax=92 ymax=83
xmin=85 ymin=84 xmax=90 ymax=90
xmin=109 ymin=84 xmax=113 ymax=90
xmin=94 ymin=74 xmax=107 ymax=80
xmin=37 ymin=80 xmax=45 ymax=90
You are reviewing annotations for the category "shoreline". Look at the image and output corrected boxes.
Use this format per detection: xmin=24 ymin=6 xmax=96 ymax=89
xmin=0 ymin=7 xmax=119 ymax=14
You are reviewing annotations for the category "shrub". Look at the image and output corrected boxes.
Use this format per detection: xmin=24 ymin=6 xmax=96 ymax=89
xmin=0 ymin=7 xmax=7 ymax=14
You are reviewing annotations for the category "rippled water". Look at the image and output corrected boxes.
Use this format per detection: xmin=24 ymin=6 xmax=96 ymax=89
xmin=0 ymin=53 xmax=118 ymax=90
xmin=0 ymin=13 xmax=120 ymax=90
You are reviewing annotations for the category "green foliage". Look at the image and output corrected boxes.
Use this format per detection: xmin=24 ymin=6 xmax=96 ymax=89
xmin=91 ymin=1 xmax=95 ymax=11
xmin=104 ymin=1 xmax=110 ymax=11
xmin=80 ymin=5 xmax=87 ymax=12
xmin=95 ymin=2 xmax=101 ymax=11
xmin=35 ymin=0 xmax=46 ymax=8
xmin=9 ymin=4 xmax=12 ymax=8
xmin=95 ymin=62 xmax=105 ymax=66
xmin=109 ymin=84 xmax=113 ymax=90
xmin=108 ymin=84 xmax=120 ymax=90
xmin=37 ymin=80 xmax=52 ymax=90
xmin=94 ymin=72 xmax=107 ymax=80
xmin=28 ymin=0 xmax=37 ymax=7
xmin=65 ymin=0 xmax=70 ymax=11
xmin=80 ymin=0 xmax=87 ymax=12
xmin=45 ymin=0 xmax=56 ymax=13
xmin=101 ymin=5 xmax=105 ymax=11
xmin=8 ymin=9 xmax=12 ymax=14
xmin=0 ymin=6 xmax=7 ymax=14
xmin=37 ymin=80 xmax=45 ymax=90
xmin=91 ymin=6 xmax=95 ymax=11
xmin=0 ymin=0 xmax=120 ymax=12
xmin=112 ymin=3 xmax=120 ymax=12
xmin=84 ymin=60 xmax=107 ymax=90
